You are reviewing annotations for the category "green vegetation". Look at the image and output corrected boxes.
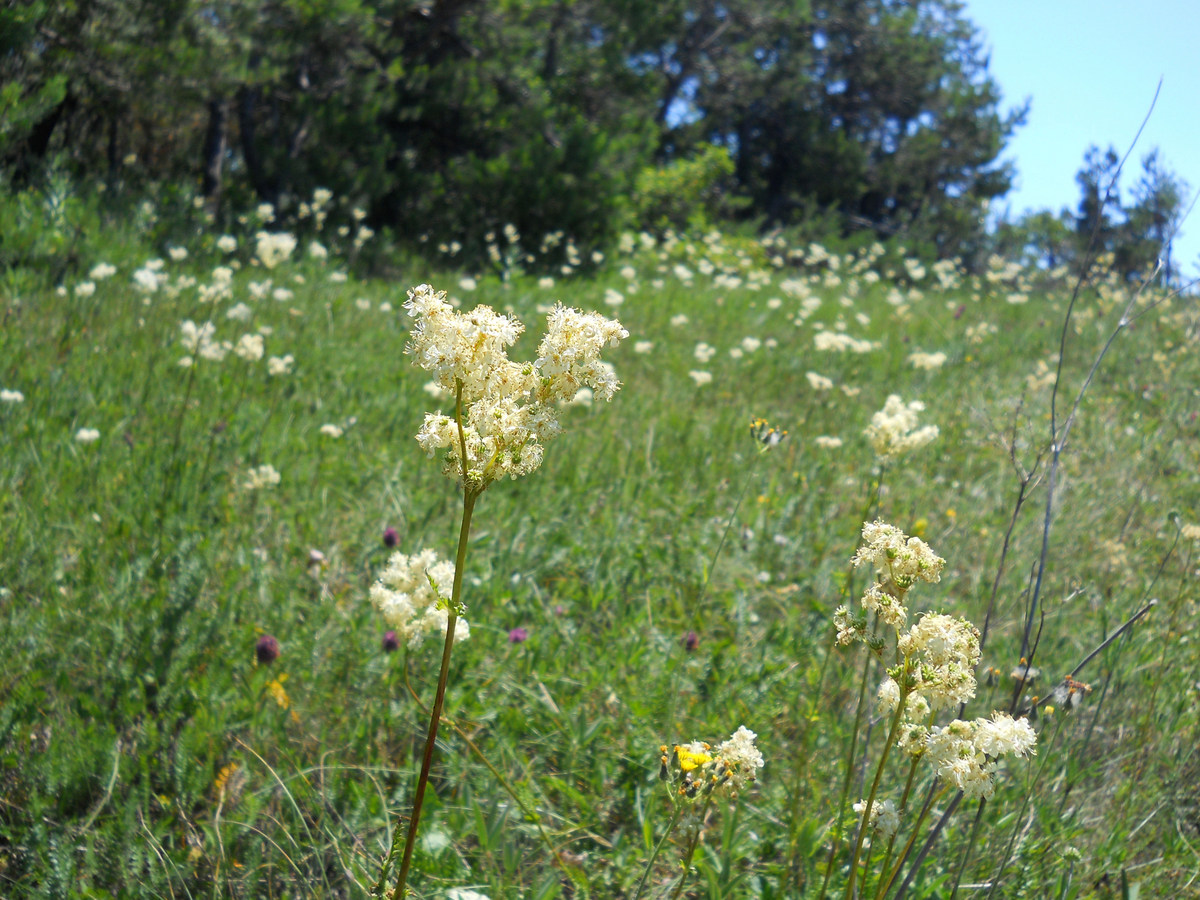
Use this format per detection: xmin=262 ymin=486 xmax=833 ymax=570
xmin=1 ymin=198 xmax=1198 ymax=898
xmin=1 ymin=0 xmax=1031 ymax=261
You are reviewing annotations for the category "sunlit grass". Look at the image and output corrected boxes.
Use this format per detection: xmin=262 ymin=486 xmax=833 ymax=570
xmin=1 ymin=211 xmax=1197 ymax=898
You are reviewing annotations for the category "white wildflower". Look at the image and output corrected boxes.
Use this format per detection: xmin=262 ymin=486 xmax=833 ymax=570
xmin=864 ymin=395 xmax=938 ymax=461
xmin=369 ymin=548 xmax=469 ymax=649
xmin=255 ymin=231 xmax=297 ymax=269
xmin=234 ymin=333 xmax=264 ymax=362
xmin=243 ymin=464 xmax=281 ymax=490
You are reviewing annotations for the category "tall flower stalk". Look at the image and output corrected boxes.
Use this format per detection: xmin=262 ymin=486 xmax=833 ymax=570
xmin=830 ymin=520 xmax=1038 ymax=897
xmin=373 ymin=284 xmax=627 ymax=899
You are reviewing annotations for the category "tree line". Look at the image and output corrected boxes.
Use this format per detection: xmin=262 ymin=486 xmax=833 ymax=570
xmin=0 ymin=0 xmax=1187 ymax=273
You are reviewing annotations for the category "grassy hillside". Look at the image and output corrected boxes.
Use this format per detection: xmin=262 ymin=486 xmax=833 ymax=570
xmin=1 ymin=214 xmax=1197 ymax=899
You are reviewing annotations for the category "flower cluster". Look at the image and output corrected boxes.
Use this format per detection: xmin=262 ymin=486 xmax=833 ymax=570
xmin=864 ymin=395 xmax=938 ymax=461
xmin=179 ymin=320 xmax=230 ymax=365
xmin=900 ymin=712 xmax=1037 ymax=800
xmin=255 ymin=231 xmax=298 ymax=269
xmin=851 ymin=519 xmax=945 ymax=590
xmin=243 ymin=464 xmax=281 ymax=490
xmin=368 ymin=548 xmax=469 ymax=650
xmin=893 ymin=612 xmax=981 ymax=710
xmin=405 ymin=284 xmax=626 ymax=490
xmin=854 ymin=798 xmax=900 ymax=839
xmin=835 ymin=518 xmax=1037 ymax=803
xmin=659 ymin=726 xmax=764 ymax=802
xmin=836 ymin=520 xmax=945 ymax=645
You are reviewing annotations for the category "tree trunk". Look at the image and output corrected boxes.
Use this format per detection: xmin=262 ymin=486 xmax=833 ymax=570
xmin=237 ymin=86 xmax=270 ymax=201
xmin=201 ymin=97 xmax=228 ymax=202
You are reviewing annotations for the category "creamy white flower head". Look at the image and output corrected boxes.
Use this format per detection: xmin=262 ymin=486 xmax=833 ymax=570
xmin=865 ymin=395 xmax=939 ymax=461
xmin=908 ymin=350 xmax=948 ymax=370
xmin=319 ymin=423 xmax=343 ymax=438
xmin=877 ymin=677 xmax=902 ymax=712
xmin=973 ymin=712 xmax=1037 ymax=759
xmin=535 ymin=303 xmax=628 ymax=402
xmin=898 ymin=613 xmax=981 ymax=710
xmin=75 ymin=427 xmax=100 ymax=443
xmin=854 ymin=798 xmax=900 ymax=839
xmin=234 ymin=333 xmax=264 ymax=362
xmin=405 ymin=285 xmax=625 ymax=489
xmin=267 ymin=354 xmax=294 ymax=376
xmin=852 ymin=519 xmax=945 ymax=588
xmin=216 ymin=235 xmax=238 ymax=253
xmin=713 ymin=726 xmax=764 ymax=796
xmin=405 ymin=284 xmax=525 ymax=398
xmin=179 ymin=320 xmax=216 ymax=352
xmin=1 ymin=388 xmax=25 ymax=404
xmin=861 ymin=582 xmax=907 ymax=629
xmin=688 ymin=370 xmax=713 ymax=387
xmin=806 ymin=371 xmax=834 ymax=391
xmin=200 ymin=339 xmax=232 ymax=362
xmin=89 ymin=262 xmax=117 ymax=280
xmin=133 ymin=266 xmax=166 ymax=294
xmin=226 ymin=302 xmax=253 ymax=322
xmin=243 ymin=464 xmax=281 ymax=490
xmin=814 ymin=435 xmax=843 ymax=448
xmin=369 ymin=548 xmax=469 ymax=649
xmin=815 ymin=331 xmax=878 ymax=353
xmin=255 ymin=231 xmax=297 ymax=269
xmin=922 ymin=720 xmax=991 ymax=797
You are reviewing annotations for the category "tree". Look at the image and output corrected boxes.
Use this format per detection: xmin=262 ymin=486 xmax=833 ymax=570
xmin=651 ymin=0 xmax=1025 ymax=256
xmin=1071 ymin=145 xmax=1188 ymax=283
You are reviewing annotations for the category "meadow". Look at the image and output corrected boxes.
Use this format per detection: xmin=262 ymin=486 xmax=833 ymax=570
xmin=1 ymin=196 xmax=1198 ymax=899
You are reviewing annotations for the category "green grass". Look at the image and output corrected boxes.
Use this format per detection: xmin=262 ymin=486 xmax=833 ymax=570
xmin=1 ymin=218 xmax=1198 ymax=900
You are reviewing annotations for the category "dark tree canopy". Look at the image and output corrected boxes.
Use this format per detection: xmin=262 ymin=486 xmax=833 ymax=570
xmin=2 ymin=0 xmax=1027 ymax=260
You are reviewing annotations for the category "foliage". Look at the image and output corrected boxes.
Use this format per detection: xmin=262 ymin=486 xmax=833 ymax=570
xmin=634 ymin=144 xmax=743 ymax=233
xmin=995 ymin=146 xmax=1190 ymax=284
xmin=0 ymin=0 xmax=1032 ymax=263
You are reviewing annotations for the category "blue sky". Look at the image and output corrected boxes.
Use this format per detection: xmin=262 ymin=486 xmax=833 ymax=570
xmin=963 ymin=0 xmax=1200 ymax=278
